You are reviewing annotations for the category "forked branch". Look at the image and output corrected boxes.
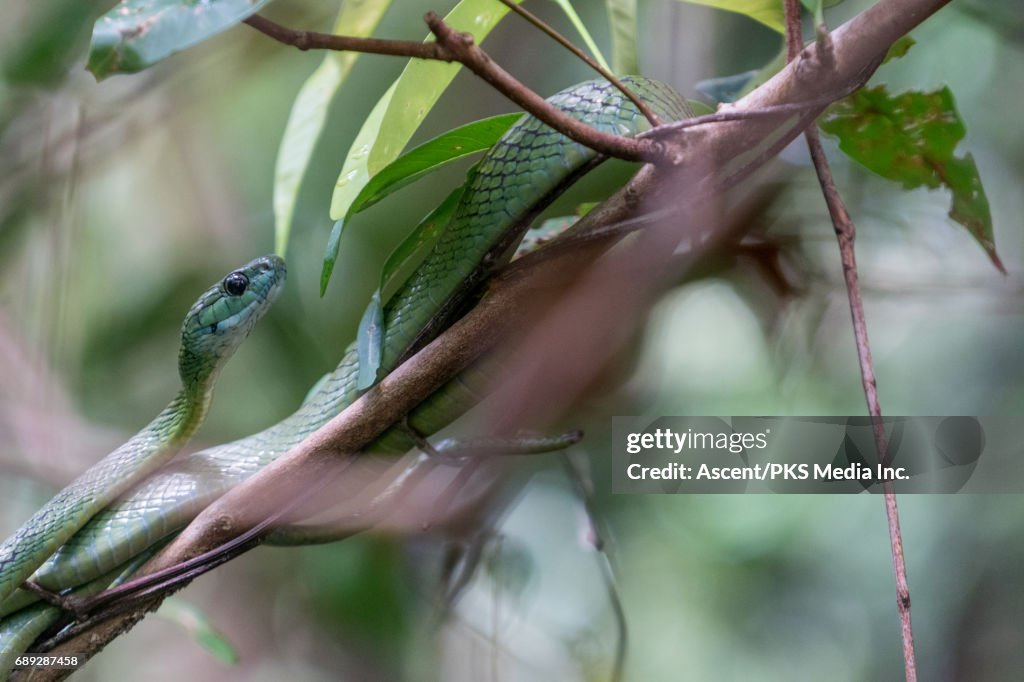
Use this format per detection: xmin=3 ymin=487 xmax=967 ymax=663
xmin=25 ymin=0 xmax=951 ymax=677
xmin=244 ymin=13 xmax=663 ymax=163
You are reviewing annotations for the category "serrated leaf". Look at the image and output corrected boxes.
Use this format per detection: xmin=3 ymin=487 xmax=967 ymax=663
xmin=273 ymin=0 xmax=392 ymax=258
xmin=355 ymin=176 xmax=469 ymax=387
xmin=819 ymin=85 xmax=1002 ymax=272
xmin=605 ymin=0 xmax=639 ymax=75
xmin=157 ymin=598 xmax=238 ymax=665
xmin=674 ymin=0 xmax=784 ymax=34
xmin=88 ymin=0 xmax=276 ymax=79
xmin=322 ymin=113 xmax=518 ymax=294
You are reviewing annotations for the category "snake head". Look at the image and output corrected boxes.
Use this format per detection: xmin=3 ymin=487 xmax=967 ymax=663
xmin=178 ymin=255 xmax=287 ymax=390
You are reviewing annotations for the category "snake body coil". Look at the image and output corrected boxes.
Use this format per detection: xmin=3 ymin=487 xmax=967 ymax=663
xmin=0 ymin=256 xmax=285 ymax=674
xmin=0 ymin=77 xmax=690 ymax=669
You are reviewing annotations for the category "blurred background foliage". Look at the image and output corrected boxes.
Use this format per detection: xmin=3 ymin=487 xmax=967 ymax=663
xmin=0 ymin=0 xmax=1022 ymax=680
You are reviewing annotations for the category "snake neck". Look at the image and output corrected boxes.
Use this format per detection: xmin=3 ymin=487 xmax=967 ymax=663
xmin=148 ymin=381 xmax=215 ymax=450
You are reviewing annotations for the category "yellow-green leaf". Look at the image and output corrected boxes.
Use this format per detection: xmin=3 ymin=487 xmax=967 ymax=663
xmin=273 ymin=0 xmax=392 ymax=257
xmin=321 ymin=81 xmax=396 ymax=294
xmin=547 ymin=0 xmax=611 ymax=71
xmin=365 ymin=0 xmax=525 ymax=176
xmin=330 ymin=0 xmax=523 ymax=227
xmin=605 ymin=0 xmax=639 ymax=75
xmin=674 ymin=0 xmax=784 ymax=33
xmin=321 ymin=113 xmax=517 ymax=294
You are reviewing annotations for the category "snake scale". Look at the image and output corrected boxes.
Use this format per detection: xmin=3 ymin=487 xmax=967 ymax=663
xmin=0 ymin=77 xmax=690 ymax=673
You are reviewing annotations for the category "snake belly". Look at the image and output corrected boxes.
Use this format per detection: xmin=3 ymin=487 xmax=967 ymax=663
xmin=13 ymin=76 xmax=691 ymax=602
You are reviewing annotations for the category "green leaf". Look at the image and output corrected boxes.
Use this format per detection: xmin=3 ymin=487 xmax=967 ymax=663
xmin=350 ymin=114 xmax=520 ymax=215
xmin=321 ymin=81 xmax=397 ymax=295
xmin=800 ymin=0 xmax=844 ymax=11
xmin=819 ymin=86 xmax=1002 ymax=272
xmin=157 ymin=598 xmax=238 ymax=665
xmin=329 ymin=0 xmax=522 ymax=226
xmin=321 ymin=113 xmax=518 ymax=294
xmin=356 ymin=290 xmax=384 ymax=390
xmin=273 ymin=0 xmax=392 ymax=258
xmin=4 ymin=0 xmax=116 ymax=86
xmin=605 ymin=0 xmax=639 ymax=75
xmin=364 ymin=0 xmax=525 ymax=177
xmin=687 ymin=99 xmax=715 ymax=116
xmin=517 ymin=202 xmax=597 ymax=257
xmin=674 ymin=0 xmax=784 ymax=34
xmin=548 ymin=0 xmax=611 ymax=71
xmin=88 ymin=0 xmax=276 ymax=79
xmin=381 ymin=180 xmax=468 ymax=301
xmin=882 ymin=36 xmax=916 ymax=64
xmin=355 ymin=178 xmax=469 ymax=388
xmin=809 ymin=0 xmax=825 ymax=27
xmin=518 ymin=217 xmax=575 ymax=257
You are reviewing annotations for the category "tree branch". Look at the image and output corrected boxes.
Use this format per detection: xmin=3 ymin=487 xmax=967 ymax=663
xmin=243 ymin=12 xmax=663 ymax=163
xmin=494 ymin=0 xmax=663 ymax=127
xmin=783 ymin=1 xmax=917 ymax=679
xmin=27 ymin=0 xmax=952 ymax=676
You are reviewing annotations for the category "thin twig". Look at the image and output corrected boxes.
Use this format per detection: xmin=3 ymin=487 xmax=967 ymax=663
xmin=28 ymin=1 xmax=952 ymax=674
xmin=494 ymin=0 xmax=661 ymax=126
xmin=639 ymin=96 xmax=850 ymax=138
xmin=782 ymin=2 xmax=917 ymax=680
xmin=243 ymin=13 xmax=663 ymax=163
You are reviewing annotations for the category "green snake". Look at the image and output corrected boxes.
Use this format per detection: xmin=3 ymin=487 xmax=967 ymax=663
xmin=0 ymin=256 xmax=285 ymax=672
xmin=0 ymin=77 xmax=690 ymax=668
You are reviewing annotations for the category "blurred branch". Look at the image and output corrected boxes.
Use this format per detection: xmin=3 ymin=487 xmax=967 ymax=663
xmin=29 ymin=0 xmax=952 ymax=675
xmin=242 ymin=13 xmax=662 ymax=163
xmin=783 ymin=1 xmax=917 ymax=680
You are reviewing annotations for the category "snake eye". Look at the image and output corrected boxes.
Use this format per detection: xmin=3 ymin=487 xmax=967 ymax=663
xmin=223 ymin=272 xmax=249 ymax=297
